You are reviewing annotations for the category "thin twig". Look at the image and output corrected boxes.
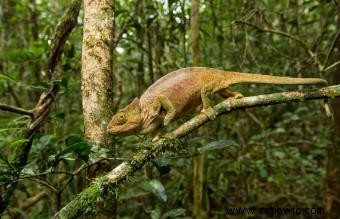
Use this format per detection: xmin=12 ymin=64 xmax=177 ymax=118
xmin=325 ymin=60 xmax=340 ymax=72
xmin=0 ymin=103 xmax=33 ymax=117
xmin=234 ymin=20 xmax=311 ymax=54
xmin=234 ymin=19 xmax=325 ymax=72
xmin=323 ymin=27 xmax=340 ymax=70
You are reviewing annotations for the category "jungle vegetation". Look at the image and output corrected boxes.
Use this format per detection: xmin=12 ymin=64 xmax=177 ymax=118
xmin=0 ymin=0 xmax=340 ymax=218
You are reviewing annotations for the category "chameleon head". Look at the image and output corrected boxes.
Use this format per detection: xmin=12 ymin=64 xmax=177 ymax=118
xmin=107 ymin=98 xmax=142 ymax=135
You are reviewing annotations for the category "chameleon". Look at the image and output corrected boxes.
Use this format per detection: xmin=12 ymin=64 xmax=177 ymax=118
xmin=107 ymin=67 xmax=327 ymax=136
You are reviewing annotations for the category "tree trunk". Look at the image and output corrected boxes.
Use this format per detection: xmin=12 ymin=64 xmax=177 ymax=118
xmin=191 ymin=0 xmax=203 ymax=218
xmin=191 ymin=0 xmax=201 ymax=67
xmin=81 ymin=0 xmax=116 ymax=217
xmin=324 ymin=33 xmax=340 ymax=218
xmin=82 ymin=0 xmax=115 ymax=148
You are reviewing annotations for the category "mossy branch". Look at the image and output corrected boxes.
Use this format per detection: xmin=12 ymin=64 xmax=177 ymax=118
xmin=55 ymin=85 xmax=340 ymax=218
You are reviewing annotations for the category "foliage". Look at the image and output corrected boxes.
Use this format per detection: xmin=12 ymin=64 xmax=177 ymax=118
xmin=0 ymin=0 xmax=337 ymax=218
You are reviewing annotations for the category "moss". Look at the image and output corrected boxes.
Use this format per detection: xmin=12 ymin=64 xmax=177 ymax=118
xmin=88 ymin=51 xmax=102 ymax=62
xmin=327 ymin=88 xmax=338 ymax=99
xmin=130 ymin=137 xmax=182 ymax=168
xmin=8 ymin=138 xmax=32 ymax=170
xmin=56 ymin=177 xmax=118 ymax=219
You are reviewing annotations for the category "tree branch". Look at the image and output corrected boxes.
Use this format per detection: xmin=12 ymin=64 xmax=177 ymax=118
xmin=234 ymin=20 xmax=311 ymax=55
xmin=323 ymin=27 xmax=340 ymax=70
xmin=325 ymin=60 xmax=340 ymax=72
xmin=0 ymin=103 xmax=33 ymax=117
xmin=233 ymin=20 xmax=327 ymax=72
xmin=55 ymin=85 xmax=340 ymax=218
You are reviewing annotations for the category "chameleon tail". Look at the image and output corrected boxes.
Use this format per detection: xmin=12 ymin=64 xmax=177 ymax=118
xmin=225 ymin=71 xmax=327 ymax=85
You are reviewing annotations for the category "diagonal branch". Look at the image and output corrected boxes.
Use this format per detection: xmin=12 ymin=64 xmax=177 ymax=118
xmin=0 ymin=103 xmax=33 ymax=117
xmin=0 ymin=0 xmax=82 ymax=214
xmin=55 ymin=85 xmax=340 ymax=219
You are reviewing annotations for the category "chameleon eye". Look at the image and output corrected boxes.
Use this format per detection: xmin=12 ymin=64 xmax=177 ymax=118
xmin=116 ymin=114 xmax=127 ymax=125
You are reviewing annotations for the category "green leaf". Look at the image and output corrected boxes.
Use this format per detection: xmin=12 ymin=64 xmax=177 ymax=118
xmin=66 ymin=136 xmax=83 ymax=146
xmin=146 ymin=208 xmax=161 ymax=219
xmin=54 ymin=77 xmax=68 ymax=88
xmin=55 ymin=112 xmax=66 ymax=120
xmin=185 ymin=136 xmax=209 ymax=143
xmin=9 ymin=139 xmax=30 ymax=148
xmin=143 ymin=180 xmax=167 ymax=202
xmin=198 ymin=140 xmax=239 ymax=152
xmin=31 ymin=81 xmax=50 ymax=89
xmin=152 ymin=158 xmax=171 ymax=176
xmin=54 ymin=136 xmax=91 ymax=162
xmin=0 ymin=73 xmax=16 ymax=83
xmin=0 ymin=138 xmax=5 ymax=149
xmin=162 ymin=208 xmax=186 ymax=218
xmin=88 ymin=141 xmax=110 ymax=163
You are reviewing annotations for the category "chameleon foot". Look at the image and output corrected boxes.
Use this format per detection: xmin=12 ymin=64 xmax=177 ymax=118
xmin=201 ymin=107 xmax=217 ymax=120
xmin=232 ymin=92 xmax=244 ymax=99
xmin=152 ymin=135 xmax=160 ymax=142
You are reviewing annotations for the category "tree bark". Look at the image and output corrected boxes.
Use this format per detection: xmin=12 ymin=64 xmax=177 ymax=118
xmin=191 ymin=0 xmax=204 ymax=218
xmin=81 ymin=0 xmax=115 ymax=148
xmin=324 ymin=29 xmax=340 ymax=218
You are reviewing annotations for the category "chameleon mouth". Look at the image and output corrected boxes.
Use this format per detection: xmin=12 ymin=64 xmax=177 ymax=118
xmin=107 ymin=123 xmax=142 ymax=135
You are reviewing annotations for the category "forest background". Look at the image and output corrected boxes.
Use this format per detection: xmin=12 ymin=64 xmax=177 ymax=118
xmin=1 ymin=0 xmax=340 ymax=218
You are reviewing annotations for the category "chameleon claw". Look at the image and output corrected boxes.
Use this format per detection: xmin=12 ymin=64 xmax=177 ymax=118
xmin=152 ymin=135 xmax=160 ymax=142
xmin=201 ymin=107 xmax=217 ymax=120
xmin=164 ymin=119 xmax=170 ymax=126
xmin=233 ymin=92 xmax=244 ymax=99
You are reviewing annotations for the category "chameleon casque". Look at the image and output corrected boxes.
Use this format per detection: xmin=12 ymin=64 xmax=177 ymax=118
xmin=107 ymin=67 xmax=327 ymax=136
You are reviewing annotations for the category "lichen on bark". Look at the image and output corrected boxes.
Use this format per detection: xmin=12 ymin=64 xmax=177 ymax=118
xmin=81 ymin=0 xmax=115 ymax=147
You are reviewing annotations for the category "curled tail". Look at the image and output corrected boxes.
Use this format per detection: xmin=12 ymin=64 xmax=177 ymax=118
xmin=225 ymin=71 xmax=327 ymax=85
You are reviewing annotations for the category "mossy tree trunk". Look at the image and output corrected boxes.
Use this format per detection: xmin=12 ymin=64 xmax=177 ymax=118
xmin=81 ymin=0 xmax=115 ymax=148
xmin=191 ymin=0 xmax=204 ymax=218
xmin=81 ymin=0 xmax=116 ymax=216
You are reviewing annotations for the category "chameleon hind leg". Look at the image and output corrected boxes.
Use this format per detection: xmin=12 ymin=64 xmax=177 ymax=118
xmin=218 ymin=89 xmax=244 ymax=110
xmin=218 ymin=89 xmax=244 ymax=99
xmin=200 ymin=81 xmax=218 ymax=120
xmin=156 ymin=95 xmax=176 ymax=126
xmin=201 ymin=81 xmax=243 ymax=119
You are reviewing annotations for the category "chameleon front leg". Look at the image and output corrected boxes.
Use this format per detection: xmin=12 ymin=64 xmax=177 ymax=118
xmin=157 ymin=95 xmax=176 ymax=126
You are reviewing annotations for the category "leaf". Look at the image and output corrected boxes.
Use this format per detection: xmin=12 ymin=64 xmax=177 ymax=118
xmin=72 ymin=142 xmax=91 ymax=161
xmin=55 ymin=112 xmax=66 ymax=120
xmin=54 ymin=136 xmax=91 ymax=162
xmin=185 ymin=136 xmax=209 ymax=143
xmin=31 ymin=81 xmax=50 ymax=90
xmin=198 ymin=140 xmax=239 ymax=152
xmin=88 ymin=141 xmax=110 ymax=163
xmin=143 ymin=180 xmax=167 ymax=202
xmin=66 ymin=136 xmax=83 ymax=146
xmin=0 ymin=138 xmax=5 ymax=149
xmin=162 ymin=208 xmax=186 ymax=218
xmin=147 ymin=208 xmax=161 ymax=219
xmin=9 ymin=139 xmax=30 ymax=149
xmin=54 ymin=77 xmax=68 ymax=88
xmin=0 ymin=73 xmax=16 ymax=83
xmin=152 ymin=158 xmax=171 ymax=176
